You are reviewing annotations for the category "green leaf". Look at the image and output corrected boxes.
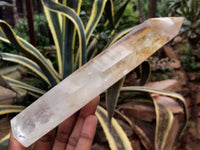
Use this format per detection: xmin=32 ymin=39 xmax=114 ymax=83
xmin=43 ymin=6 xmax=63 ymax=76
xmin=87 ymin=0 xmax=131 ymax=54
xmin=85 ymin=0 xmax=107 ymax=44
xmin=62 ymin=12 xmax=74 ymax=78
xmin=2 ymin=76 xmax=46 ymax=95
xmin=106 ymin=78 xmax=124 ymax=124
xmin=154 ymin=102 xmax=174 ymax=150
xmin=114 ymin=0 xmax=131 ymax=27
xmin=87 ymin=34 xmax=99 ymax=55
xmin=96 ymin=105 xmax=133 ymax=150
xmin=87 ymin=43 xmax=98 ymax=60
xmin=43 ymin=0 xmax=82 ymax=78
xmin=62 ymin=0 xmax=83 ymax=77
xmin=104 ymin=0 xmax=114 ymax=29
xmin=135 ymin=61 xmax=151 ymax=86
xmin=0 ymin=20 xmax=60 ymax=86
xmin=87 ymin=0 xmax=131 ymax=55
xmin=0 ymin=133 xmax=10 ymax=149
xmin=42 ymin=0 xmax=87 ymax=68
xmin=115 ymin=106 xmax=153 ymax=150
xmin=0 ymin=52 xmax=51 ymax=85
xmin=0 ymin=105 xmax=24 ymax=115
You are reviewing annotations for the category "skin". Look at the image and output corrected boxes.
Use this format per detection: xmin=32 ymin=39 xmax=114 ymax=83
xmin=8 ymin=96 xmax=100 ymax=150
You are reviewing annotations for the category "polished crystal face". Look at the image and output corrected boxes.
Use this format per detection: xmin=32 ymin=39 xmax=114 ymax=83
xmin=11 ymin=17 xmax=183 ymax=147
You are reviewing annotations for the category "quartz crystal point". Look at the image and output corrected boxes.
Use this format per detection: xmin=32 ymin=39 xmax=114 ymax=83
xmin=11 ymin=17 xmax=183 ymax=147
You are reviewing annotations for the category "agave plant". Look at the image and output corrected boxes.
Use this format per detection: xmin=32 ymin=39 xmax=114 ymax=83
xmin=0 ymin=0 xmax=188 ymax=149
xmin=167 ymin=0 xmax=200 ymax=46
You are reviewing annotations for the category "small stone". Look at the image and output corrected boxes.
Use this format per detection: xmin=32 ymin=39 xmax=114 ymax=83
xmin=188 ymin=72 xmax=197 ymax=81
xmin=163 ymin=45 xmax=177 ymax=59
xmin=169 ymin=58 xmax=181 ymax=69
xmin=43 ymin=45 xmax=56 ymax=51
xmin=0 ymin=86 xmax=16 ymax=104
xmin=145 ymin=79 xmax=182 ymax=92
xmin=173 ymin=71 xmax=187 ymax=85
xmin=119 ymin=101 xmax=156 ymax=122
xmin=174 ymin=36 xmax=183 ymax=43
xmin=154 ymin=96 xmax=183 ymax=114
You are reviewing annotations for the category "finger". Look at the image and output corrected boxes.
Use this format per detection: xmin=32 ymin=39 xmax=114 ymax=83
xmin=33 ymin=129 xmax=56 ymax=150
xmin=52 ymin=112 xmax=78 ymax=150
xmin=8 ymin=131 xmax=25 ymax=150
xmin=79 ymin=96 xmax=100 ymax=117
xmin=75 ymin=115 xmax=97 ymax=150
xmin=66 ymin=96 xmax=100 ymax=150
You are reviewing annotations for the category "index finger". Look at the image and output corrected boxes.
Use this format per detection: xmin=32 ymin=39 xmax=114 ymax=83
xmin=8 ymin=131 xmax=25 ymax=150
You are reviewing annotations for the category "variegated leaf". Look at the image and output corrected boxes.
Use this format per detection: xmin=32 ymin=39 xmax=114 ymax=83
xmin=96 ymin=105 xmax=133 ymax=150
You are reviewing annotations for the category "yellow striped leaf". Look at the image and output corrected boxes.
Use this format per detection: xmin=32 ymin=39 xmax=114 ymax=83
xmin=43 ymin=2 xmax=63 ymax=76
xmin=114 ymin=0 xmax=131 ymax=28
xmin=0 ymin=105 xmax=24 ymax=115
xmin=0 ymin=75 xmax=16 ymax=94
xmin=0 ymin=21 xmax=60 ymax=85
xmin=61 ymin=0 xmax=83 ymax=77
xmin=96 ymin=105 xmax=133 ymax=150
xmin=106 ymin=78 xmax=125 ymax=124
xmin=85 ymin=0 xmax=107 ymax=44
xmin=135 ymin=61 xmax=151 ymax=86
xmin=2 ymin=76 xmax=46 ymax=95
xmin=0 ymin=52 xmax=51 ymax=85
xmin=154 ymin=102 xmax=174 ymax=150
xmin=120 ymin=86 xmax=188 ymax=143
xmin=105 ymin=0 xmax=114 ymax=28
xmin=42 ymin=0 xmax=86 ymax=69
xmin=0 ymin=133 xmax=10 ymax=148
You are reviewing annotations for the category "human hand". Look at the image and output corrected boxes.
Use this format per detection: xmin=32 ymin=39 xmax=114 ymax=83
xmin=8 ymin=96 xmax=100 ymax=150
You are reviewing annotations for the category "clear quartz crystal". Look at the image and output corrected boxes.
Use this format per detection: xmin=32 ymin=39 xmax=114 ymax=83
xmin=11 ymin=17 xmax=183 ymax=147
